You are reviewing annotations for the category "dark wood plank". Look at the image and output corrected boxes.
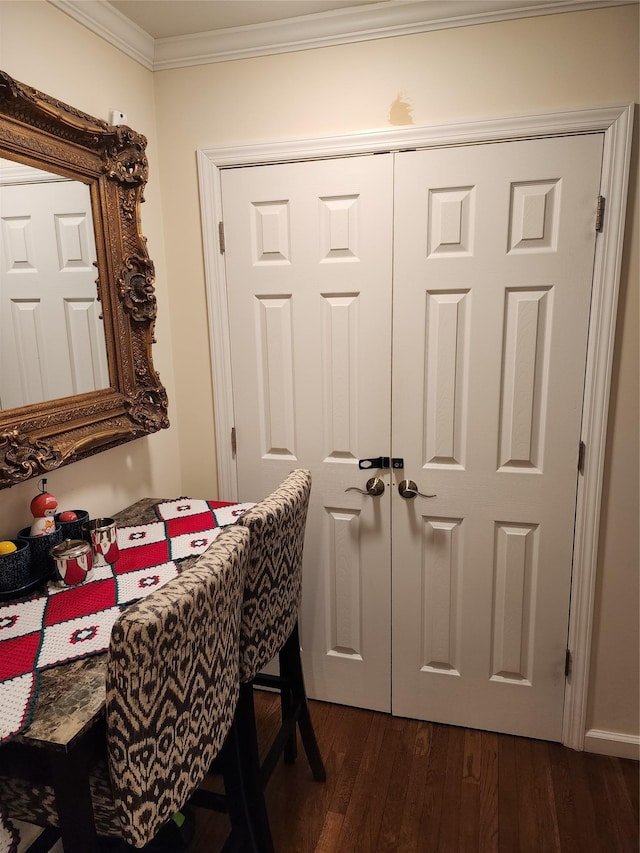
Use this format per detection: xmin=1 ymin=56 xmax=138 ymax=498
xmin=497 ymin=734 xmax=520 ymax=853
xmin=514 ymin=737 xmax=561 ymax=853
xmin=584 ymin=750 xmax=627 ymax=851
xmin=374 ymin=716 xmax=420 ymax=852
xmin=396 ymin=721 xmax=432 ymax=852
xmin=314 ymin=811 xmax=344 ymax=852
xmin=531 ymin=739 xmax=562 ymax=851
xmin=418 ymin=721 xmax=450 ymax=852
xmin=459 ymin=728 xmax=482 ymax=853
xmin=437 ymin=723 xmax=464 ymax=852
xmin=620 ymin=757 xmax=640 ymax=816
xmin=548 ymin=741 xmax=596 ymax=853
xmin=478 ymin=730 xmax=499 ymax=853
xmin=326 ymin=705 xmax=373 ymax=816
xmin=599 ymin=754 xmax=639 ymax=852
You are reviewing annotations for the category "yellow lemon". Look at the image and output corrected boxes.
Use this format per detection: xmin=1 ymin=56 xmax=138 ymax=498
xmin=0 ymin=540 xmax=17 ymax=554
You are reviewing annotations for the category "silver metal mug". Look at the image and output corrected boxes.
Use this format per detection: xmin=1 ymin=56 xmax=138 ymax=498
xmin=82 ymin=517 xmax=119 ymax=567
xmin=50 ymin=538 xmax=93 ymax=585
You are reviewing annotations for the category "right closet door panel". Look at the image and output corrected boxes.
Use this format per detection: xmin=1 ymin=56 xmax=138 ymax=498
xmin=391 ymin=134 xmax=603 ymax=740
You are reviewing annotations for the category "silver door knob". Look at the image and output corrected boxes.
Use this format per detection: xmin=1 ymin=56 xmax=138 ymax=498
xmin=345 ymin=477 xmax=385 ymax=497
xmin=398 ymin=479 xmax=436 ymax=499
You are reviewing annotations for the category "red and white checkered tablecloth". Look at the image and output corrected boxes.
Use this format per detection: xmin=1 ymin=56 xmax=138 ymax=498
xmin=0 ymin=499 xmax=253 ymax=743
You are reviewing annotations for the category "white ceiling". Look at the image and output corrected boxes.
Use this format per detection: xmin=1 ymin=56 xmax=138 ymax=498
xmin=49 ymin=0 xmax=636 ymax=70
xmin=108 ymin=0 xmax=382 ymax=40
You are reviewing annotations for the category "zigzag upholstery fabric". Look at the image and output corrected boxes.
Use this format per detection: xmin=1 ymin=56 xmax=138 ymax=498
xmin=106 ymin=522 xmax=249 ymax=845
xmin=236 ymin=469 xmax=311 ymax=683
xmin=0 ymin=523 xmax=250 ymax=848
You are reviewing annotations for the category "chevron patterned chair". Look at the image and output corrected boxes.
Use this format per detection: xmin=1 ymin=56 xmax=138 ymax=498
xmin=236 ymin=469 xmax=326 ymax=788
xmin=0 ymin=523 xmax=271 ymax=852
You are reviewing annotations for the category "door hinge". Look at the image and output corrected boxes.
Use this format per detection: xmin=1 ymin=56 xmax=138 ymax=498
xmin=596 ymin=195 xmax=606 ymax=232
xmin=578 ymin=440 xmax=586 ymax=474
xmin=231 ymin=426 xmax=236 ymax=456
xmin=218 ymin=221 xmax=225 ymax=254
xmin=565 ymin=649 xmax=573 ymax=679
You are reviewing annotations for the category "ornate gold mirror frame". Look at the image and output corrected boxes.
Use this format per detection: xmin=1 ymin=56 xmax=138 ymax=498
xmin=0 ymin=71 xmax=169 ymax=489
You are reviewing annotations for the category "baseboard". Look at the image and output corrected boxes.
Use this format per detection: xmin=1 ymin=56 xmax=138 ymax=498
xmin=583 ymin=728 xmax=640 ymax=760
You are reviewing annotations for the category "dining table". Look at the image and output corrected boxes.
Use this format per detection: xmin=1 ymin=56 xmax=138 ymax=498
xmin=0 ymin=496 xmax=251 ymax=853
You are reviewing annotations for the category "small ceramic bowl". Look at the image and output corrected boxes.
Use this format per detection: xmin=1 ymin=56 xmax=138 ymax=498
xmin=0 ymin=540 xmax=31 ymax=592
xmin=17 ymin=524 xmax=63 ymax=577
xmin=55 ymin=510 xmax=89 ymax=543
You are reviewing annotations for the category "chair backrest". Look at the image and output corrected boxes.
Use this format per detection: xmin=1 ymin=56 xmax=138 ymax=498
xmin=236 ymin=469 xmax=311 ymax=683
xmin=105 ymin=523 xmax=250 ymax=848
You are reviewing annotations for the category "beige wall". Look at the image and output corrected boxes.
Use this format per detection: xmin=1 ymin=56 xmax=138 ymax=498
xmin=153 ymin=5 xmax=639 ymax=740
xmin=0 ymin=1 xmax=181 ymax=536
xmin=0 ymin=2 xmax=637 ymax=741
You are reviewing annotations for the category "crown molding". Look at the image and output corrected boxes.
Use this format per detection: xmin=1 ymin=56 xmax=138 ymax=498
xmin=48 ymin=0 xmax=635 ymax=71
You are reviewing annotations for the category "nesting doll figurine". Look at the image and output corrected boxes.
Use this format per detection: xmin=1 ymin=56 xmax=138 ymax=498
xmin=29 ymin=479 xmax=58 ymax=537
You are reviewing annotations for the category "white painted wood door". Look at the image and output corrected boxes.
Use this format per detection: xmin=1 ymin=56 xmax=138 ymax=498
xmin=221 ymin=133 xmax=603 ymax=736
xmin=391 ymin=135 xmax=604 ymax=739
xmin=0 ymin=178 xmax=108 ymax=409
xmin=221 ymin=155 xmax=394 ymax=711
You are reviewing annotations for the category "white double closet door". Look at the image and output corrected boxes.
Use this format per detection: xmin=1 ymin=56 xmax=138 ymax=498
xmin=221 ymin=133 xmax=603 ymax=741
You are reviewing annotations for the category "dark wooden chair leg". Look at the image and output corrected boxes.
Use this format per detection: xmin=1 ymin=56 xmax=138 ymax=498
xmin=222 ymin=683 xmax=275 ymax=853
xmin=278 ymin=646 xmax=297 ymax=765
xmin=49 ymin=741 xmax=101 ymax=853
xmin=281 ymin=623 xmax=326 ymax=782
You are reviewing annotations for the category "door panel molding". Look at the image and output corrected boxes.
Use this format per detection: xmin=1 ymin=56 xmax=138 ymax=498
xmin=198 ymin=104 xmax=634 ymax=749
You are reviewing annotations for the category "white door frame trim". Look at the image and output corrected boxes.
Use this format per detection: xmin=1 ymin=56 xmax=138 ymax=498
xmin=197 ymin=104 xmax=634 ymax=750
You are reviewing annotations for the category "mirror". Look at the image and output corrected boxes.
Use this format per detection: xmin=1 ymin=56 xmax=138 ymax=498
xmin=0 ymin=70 xmax=169 ymax=489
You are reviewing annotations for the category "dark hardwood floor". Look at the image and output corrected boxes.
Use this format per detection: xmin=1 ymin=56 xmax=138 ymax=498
xmin=189 ymin=691 xmax=639 ymax=853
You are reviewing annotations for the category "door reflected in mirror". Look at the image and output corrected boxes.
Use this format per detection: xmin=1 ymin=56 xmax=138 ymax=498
xmin=0 ymin=159 xmax=109 ymax=410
